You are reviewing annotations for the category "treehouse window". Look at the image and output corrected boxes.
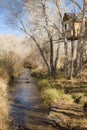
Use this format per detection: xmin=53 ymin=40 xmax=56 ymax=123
xmin=65 ymin=24 xmax=69 ymax=30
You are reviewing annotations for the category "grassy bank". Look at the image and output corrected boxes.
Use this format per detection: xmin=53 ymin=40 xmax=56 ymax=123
xmin=31 ymin=68 xmax=87 ymax=129
xmin=31 ymin=68 xmax=87 ymax=105
xmin=31 ymin=69 xmax=74 ymax=105
xmin=0 ymin=52 xmax=23 ymax=130
xmin=0 ymin=80 xmax=10 ymax=130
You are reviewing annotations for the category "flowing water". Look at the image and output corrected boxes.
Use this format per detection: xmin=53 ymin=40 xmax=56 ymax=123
xmin=8 ymin=69 xmax=59 ymax=130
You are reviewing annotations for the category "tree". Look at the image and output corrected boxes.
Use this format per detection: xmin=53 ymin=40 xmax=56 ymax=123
xmin=70 ymin=0 xmax=87 ymax=76
xmin=0 ymin=0 xmax=63 ymax=76
xmin=2 ymin=0 xmax=86 ymax=79
xmin=56 ymin=0 xmax=87 ymax=79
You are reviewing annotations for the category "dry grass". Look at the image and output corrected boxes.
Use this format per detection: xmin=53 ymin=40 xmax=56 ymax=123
xmin=32 ymin=68 xmax=74 ymax=105
xmin=41 ymin=87 xmax=73 ymax=105
xmin=47 ymin=68 xmax=87 ymax=129
xmin=0 ymin=80 xmax=10 ymax=130
xmin=0 ymin=51 xmax=24 ymax=130
xmin=31 ymin=68 xmax=47 ymax=78
xmin=37 ymin=79 xmax=74 ymax=105
xmin=32 ymin=67 xmax=87 ymax=129
xmin=0 ymin=52 xmax=23 ymax=83
xmin=0 ymin=52 xmax=24 ymax=130
xmin=41 ymin=88 xmax=59 ymax=105
xmin=37 ymin=79 xmax=51 ymax=91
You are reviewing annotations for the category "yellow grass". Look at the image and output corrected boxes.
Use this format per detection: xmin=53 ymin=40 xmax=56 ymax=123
xmin=0 ymin=80 xmax=10 ymax=130
xmin=0 ymin=52 xmax=23 ymax=83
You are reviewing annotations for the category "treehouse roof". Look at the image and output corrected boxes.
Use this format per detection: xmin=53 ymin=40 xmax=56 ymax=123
xmin=63 ymin=13 xmax=83 ymax=22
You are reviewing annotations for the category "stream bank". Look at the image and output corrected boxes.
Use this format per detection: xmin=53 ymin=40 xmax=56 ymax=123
xmin=8 ymin=69 xmax=62 ymax=130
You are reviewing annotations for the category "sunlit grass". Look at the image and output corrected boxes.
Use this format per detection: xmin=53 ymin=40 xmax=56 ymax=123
xmin=31 ymin=69 xmax=42 ymax=77
xmin=40 ymin=87 xmax=73 ymax=105
xmin=37 ymin=79 xmax=51 ymax=91
xmin=37 ymin=77 xmax=74 ymax=105
xmin=31 ymin=68 xmax=47 ymax=78
xmin=41 ymin=88 xmax=59 ymax=105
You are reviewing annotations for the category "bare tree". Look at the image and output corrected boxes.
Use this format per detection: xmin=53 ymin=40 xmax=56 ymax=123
xmin=0 ymin=0 xmax=62 ymax=76
xmin=2 ymin=0 xmax=86 ymax=79
xmin=53 ymin=0 xmax=87 ymax=79
xmin=71 ymin=0 xmax=87 ymax=76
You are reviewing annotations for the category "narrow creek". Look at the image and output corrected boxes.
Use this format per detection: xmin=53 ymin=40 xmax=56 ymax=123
xmin=8 ymin=69 xmax=58 ymax=130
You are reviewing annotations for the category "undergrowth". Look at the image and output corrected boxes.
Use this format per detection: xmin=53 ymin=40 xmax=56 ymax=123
xmin=37 ymin=76 xmax=73 ymax=105
xmin=0 ymin=52 xmax=23 ymax=83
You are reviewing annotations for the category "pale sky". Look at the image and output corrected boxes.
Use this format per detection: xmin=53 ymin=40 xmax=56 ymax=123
xmin=0 ymin=0 xmax=83 ymax=37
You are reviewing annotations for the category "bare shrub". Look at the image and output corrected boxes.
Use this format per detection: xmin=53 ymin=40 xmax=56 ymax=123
xmin=0 ymin=51 xmax=23 ymax=83
xmin=24 ymin=55 xmax=38 ymax=69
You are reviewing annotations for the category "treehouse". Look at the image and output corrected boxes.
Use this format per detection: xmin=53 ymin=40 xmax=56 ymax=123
xmin=85 ymin=0 xmax=87 ymax=4
xmin=63 ymin=13 xmax=87 ymax=40
xmin=85 ymin=19 xmax=87 ymax=36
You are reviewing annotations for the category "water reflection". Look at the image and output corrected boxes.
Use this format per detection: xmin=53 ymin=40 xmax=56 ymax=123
xmin=7 ymin=69 xmax=58 ymax=130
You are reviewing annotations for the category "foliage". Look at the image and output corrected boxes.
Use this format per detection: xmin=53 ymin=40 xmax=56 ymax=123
xmin=37 ymin=79 xmax=51 ymax=91
xmin=31 ymin=69 xmax=42 ymax=77
xmin=31 ymin=69 xmax=47 ymax=78
xmin=41 ymin=88 xmax=59 ymax=105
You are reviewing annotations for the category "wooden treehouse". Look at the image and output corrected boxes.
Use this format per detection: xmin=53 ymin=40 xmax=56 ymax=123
xmin=63 ymin=13 xmax=87 ymax=40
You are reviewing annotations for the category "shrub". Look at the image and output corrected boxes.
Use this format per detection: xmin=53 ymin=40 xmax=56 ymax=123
xmin=37 ymin=79 xmax=51 ymax=91
xmin=41 ymin=87 xmax=73 ymax=105
xmin=57 ymin=88 xmax=64 ymax=96
xmin=0 ymin=52 xmax=23 ymax=83
xmin=31 ymin=69 xmax=41 ymax=77
xmin=63 ymin=94 xmax=74 ymax=102
xmin=0 ymin=68 xmax=10 ymax=83
xmin=41 ymin=88 xmax=59 ymax=105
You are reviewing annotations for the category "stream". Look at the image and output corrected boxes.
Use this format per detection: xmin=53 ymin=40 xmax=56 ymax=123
xmin=8 ymin=69 xmax=58 ymax=130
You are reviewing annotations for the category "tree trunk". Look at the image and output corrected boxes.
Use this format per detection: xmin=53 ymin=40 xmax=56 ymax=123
xmin=64 ymin=40 xmax=69 ymax=79
xmin=30 ymin=35 xmax=51 ymax=75
xmin=70 ymin=40 xmax=74 ymax=79
xmin=54 ymin=45 xmax=60 ymax=74
xmin=75 ymin=0 xmax=86 ymax=76
xmin=50 ymin=38 xmax=54 ymax=76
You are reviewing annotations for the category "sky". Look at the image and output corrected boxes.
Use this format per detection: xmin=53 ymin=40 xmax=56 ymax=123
xmin=0 ymin=16 xmax=24 ymax=37
xmin=0 ymin=2 xmax=24 ymax=37
xmin=0 ymin=0 xmax=83 ymax=37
